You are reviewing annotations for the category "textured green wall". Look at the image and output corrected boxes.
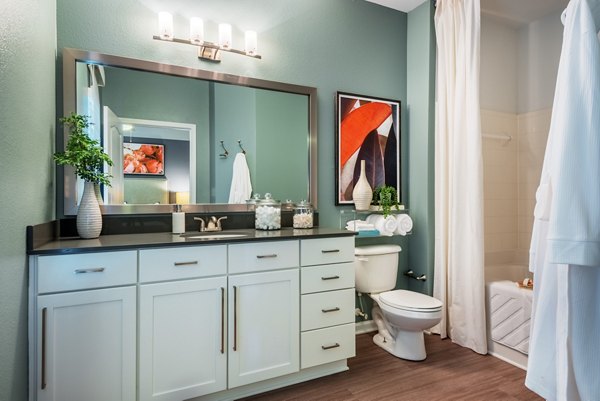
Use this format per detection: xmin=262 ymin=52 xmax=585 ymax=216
xmin=0 ymin=1 xmax=56 ymax=400
xmin=56 ymin=0 xmax=409 ymax=228
xmin=407 ymin=1 xmax=436 ymax=295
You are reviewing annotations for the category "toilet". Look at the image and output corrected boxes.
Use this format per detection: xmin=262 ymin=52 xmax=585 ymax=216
xmin=355 ymin=245 xmax=443 ymax=361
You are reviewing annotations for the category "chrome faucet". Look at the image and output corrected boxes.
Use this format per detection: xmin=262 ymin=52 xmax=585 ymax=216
xmin=194 ymin=216 xmax=227 ymax=232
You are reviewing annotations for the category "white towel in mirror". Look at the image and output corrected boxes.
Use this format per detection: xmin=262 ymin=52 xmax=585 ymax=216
xmin=228 ymin=153 xmax=252 ymax=204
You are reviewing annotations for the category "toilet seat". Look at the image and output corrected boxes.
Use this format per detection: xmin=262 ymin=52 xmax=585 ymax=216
xmin=379 ymin=290 xmax=442 ymax=312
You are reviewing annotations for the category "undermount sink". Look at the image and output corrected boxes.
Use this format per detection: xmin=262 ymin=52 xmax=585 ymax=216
xmin=180 ymin=232 xmax=249 ymax=240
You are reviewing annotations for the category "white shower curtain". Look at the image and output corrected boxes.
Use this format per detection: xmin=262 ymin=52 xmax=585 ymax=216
xmin=526 ymin=0 xmax=600 ymax=399
xmin=432 ymin=0 xmax=487 ymax=354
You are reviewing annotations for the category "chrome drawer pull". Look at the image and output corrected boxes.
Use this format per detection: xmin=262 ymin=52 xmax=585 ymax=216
xmin=173 ymin=261 xmax=199 ymax=266
xmin=256 ymin=254 xmax=277 ymax=259
xmin=321 ymin=249 xmax=340 ymax=254
xmin=322 ymin=307 xmax=340 ymax=313
xmin=322 ymin=343 xmax=340 ymax=350
xmin=74 ymin=267 xmax=105 ymax=274
xmin=321 ymin=275 xmax=340 ymax=281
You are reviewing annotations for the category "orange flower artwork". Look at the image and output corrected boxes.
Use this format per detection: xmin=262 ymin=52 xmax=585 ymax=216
xmin=123 ymin=143 xmax=165 ymax=175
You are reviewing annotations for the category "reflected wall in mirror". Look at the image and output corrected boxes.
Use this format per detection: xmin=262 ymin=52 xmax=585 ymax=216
xmin=62 ymin=48 xmax=317 ymax=215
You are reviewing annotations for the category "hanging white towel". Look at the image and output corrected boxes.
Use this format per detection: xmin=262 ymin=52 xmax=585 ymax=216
xmin=228 ymin=153 xmax=252 ymax=204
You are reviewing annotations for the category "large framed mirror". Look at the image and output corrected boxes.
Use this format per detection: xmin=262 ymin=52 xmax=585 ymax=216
xmin=61 ymin=48 xmax=317 ymax=216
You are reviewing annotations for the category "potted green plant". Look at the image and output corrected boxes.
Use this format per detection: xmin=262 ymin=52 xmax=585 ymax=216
xmin=371 ymin=185 xmax=400 ymax=217
xmin=54 ymin=113 xmax=113 ymax=238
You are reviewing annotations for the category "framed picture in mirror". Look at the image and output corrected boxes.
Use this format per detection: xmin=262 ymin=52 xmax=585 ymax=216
xmin=123 ymin=143 xmax=165 ymax=176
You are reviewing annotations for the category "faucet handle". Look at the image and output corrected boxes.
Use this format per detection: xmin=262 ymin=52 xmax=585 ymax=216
xmin=193 ymin=217 xmax=206 ymax=232
xmin=216 ymin=216 xmax=228 ymax=230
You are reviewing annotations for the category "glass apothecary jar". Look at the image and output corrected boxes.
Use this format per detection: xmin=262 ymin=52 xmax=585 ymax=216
xmin=293 ymin=200 xmax=313 ymax=228
xmin=255 ymin=193 xmax=281 ymax=230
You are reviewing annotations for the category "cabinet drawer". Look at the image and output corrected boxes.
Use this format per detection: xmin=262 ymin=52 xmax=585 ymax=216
xmin=37 ymin=251 xmax=137 ymax=294
xmin=139 ymin=245 xmax=226 ymax=283
xmin=301 ymin=288 xmax=355 ymax=331
xmin=301 ymin=323 xmax=355 ymax=369
xmin=228 ymin=241 xmax=299 ymax=274
xmin=301 ymin=262 xmax=354 ymax=294
xmin=301 ymin=237 xmax=354 ymax=267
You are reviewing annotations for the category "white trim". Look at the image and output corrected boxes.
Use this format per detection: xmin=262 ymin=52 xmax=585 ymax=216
xmin=487 ymin=340 xmax=528 ymax=370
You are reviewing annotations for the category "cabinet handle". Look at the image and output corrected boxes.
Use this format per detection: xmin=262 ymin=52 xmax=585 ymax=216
xmin=322 ymin=343 xmax=340 ymax=350
xmin=321 ymin=249 xmax=340 ymax=254
xmin=321 ymin=307 xmax=340 ymax=313
xmin=41 ymin=307 xmax=47 ymax=390
xmin=256 ymin=254 xmax=277 ymax=259
xmin=74 ymin=267 xmax=105 ymax=274
xmin=220 ymin=287 xmax=225 ymax=354
xmin=321 ymin=275 xmax=340 ymax=281
xmin=173 ymin=261 xmax=199 ymax=266
xmin=233 ymin=285 xmax=238 ymax=352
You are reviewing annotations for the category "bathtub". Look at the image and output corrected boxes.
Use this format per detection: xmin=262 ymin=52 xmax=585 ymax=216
xmin=485 ymin=263 xmax=533 ymax=370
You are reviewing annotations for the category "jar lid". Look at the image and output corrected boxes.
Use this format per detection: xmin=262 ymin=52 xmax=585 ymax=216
xmin=258 ymin=192 xmax=280 ymax=206
xmin=294 ymin=200 xmax=312 ymax=210
xmin=246 ymin=193 xmax=262 ymax=205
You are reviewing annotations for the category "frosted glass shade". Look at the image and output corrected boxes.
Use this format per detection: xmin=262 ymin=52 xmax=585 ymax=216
xmin=190 ymin=18 xmax=204 ymax=45
xmin=245 ymin=31 xmax=258 ymax=56
xmin=158 ymin=12 xmax=173 ymax=41
xmin=218 ymin=23 xmax=232 ymax=49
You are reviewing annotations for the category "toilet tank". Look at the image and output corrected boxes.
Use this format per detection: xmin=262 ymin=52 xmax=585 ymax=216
xmin=355 ymin=245 xmax=402 ymax=293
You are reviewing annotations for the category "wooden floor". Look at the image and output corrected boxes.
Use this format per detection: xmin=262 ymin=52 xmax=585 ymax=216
xmin=241 ymin=333 xmax=542 ymax=401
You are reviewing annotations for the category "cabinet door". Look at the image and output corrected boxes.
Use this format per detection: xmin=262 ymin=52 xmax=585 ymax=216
xmin=228 ymin=269 xmax=299 ymax=388
xmin=36 ymin=287 xmax=136 ymax=401
xmin=139 ymin=277 xmax=227 ymax=401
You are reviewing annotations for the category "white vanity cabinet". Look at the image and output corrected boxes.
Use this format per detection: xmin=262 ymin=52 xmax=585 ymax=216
xmin=30 ymin=251 xmax=137 ymax=401
xmin=300 ymin=237 xmax=356 ymax=369
xmin=138 ymin=246 xmax=227 ymax=401
xmin=227 ymin=241 xmax=300 ymax=388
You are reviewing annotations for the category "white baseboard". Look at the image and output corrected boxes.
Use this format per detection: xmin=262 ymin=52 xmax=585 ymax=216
xmin=355 ymin=320 xmax=377 ymax=335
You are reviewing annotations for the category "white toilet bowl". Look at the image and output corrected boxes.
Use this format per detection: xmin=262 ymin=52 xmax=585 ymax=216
xmin=355 ymin=245 xmax=443 ymax=361
xmin=371 ymin=290 xmax=442 ymax=361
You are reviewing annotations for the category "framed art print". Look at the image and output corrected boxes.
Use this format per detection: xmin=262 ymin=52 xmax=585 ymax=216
xmin=335 ymin=92 xmax=401 ymax=205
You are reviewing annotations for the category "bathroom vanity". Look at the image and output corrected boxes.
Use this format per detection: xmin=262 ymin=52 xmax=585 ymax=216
xmin=27 ymin=228 xmax=356 ymax=401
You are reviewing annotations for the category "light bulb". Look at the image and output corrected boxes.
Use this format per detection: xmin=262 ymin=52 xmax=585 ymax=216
xmin=158 ymin=12 xmax=173 ymax=41
xmin=218 ymin=23 xmax=232 ymax=49
xmin=245 ymin=31 xmax=257 ymax=56
xmin=190 ymin=17 xmax=204 ymax=45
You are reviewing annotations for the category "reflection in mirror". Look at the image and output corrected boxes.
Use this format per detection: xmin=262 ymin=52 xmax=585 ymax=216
xmin=62 ymin=48 xmax=317 ymax=216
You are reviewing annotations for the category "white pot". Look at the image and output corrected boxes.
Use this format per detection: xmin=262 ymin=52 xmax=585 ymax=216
xmin=77 ymin=181 xmax=103 ymax=239
xmin=352 ymin=160 xmax=373 ymax=211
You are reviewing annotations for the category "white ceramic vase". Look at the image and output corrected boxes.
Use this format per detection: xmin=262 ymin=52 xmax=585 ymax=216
xmin=352 ymin=160 xmax=373 ymax=211
xmin=93 ymin=183 xmax=104 ymax=205
xmin=77 ymin=181 xmax=103 ymax=239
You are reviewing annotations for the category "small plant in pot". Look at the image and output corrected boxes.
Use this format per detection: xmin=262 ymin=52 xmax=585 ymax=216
xmin=54 ymin=113 xmax=113 ymax=238
xmin=371 ymin=185 xmax=400 ymax=217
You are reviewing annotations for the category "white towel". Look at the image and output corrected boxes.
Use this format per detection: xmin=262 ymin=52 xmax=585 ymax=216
xmin=395 ymin=214 xmax=413 ymax=235
xmin=228 ymin=153 xmax=252 ymax=204
xmin=366 ymin=214 xmax=397 ymax=236
xmin=345 ymin=220 xmax=376 ymax=231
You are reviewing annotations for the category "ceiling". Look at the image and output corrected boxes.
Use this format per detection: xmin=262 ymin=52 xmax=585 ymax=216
xmin=365 ymin=0 xmax=569 ymax=25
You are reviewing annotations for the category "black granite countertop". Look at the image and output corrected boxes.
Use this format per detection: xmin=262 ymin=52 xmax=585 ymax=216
xmin=27 ymin=227 xmax=356 ymax=256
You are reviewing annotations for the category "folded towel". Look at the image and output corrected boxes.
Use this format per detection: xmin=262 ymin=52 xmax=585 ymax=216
xmin=228 ymin=153 xmax=253 ymax=204
xmin=366 ymin=214 xmax=397 ymax=236
xmin=345 ymin=220 xmax=376 ymax=231
xmin=356 ymin=229 xmax=381 ymax=237
xmin=395 ymin=214 xmax=413 ymax=235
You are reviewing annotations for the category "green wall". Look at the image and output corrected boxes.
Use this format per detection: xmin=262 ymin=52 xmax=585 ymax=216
xmin=0 ymin=1 xmax=438 ymax=398
xmin=0 ymin=1 xmax=56 ymax=400
xmin=56 ymin=0 xmax=409 ymax=229
xmin=407 ymin=1 xmax=436 ymax=295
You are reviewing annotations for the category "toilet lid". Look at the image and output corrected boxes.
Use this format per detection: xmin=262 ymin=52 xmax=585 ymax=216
xmin=379 ymin=290 xmax=443 ymax=311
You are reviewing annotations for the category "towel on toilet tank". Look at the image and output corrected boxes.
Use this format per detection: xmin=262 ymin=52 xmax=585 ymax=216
xmin=366 ymin=214 xmax=397 ymax=236
xmin=395 ymin=214 xmax=413 ymax=235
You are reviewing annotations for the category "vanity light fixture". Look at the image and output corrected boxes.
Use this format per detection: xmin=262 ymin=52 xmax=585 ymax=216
xmin=153 ymin=12 xmax=261 ymax=62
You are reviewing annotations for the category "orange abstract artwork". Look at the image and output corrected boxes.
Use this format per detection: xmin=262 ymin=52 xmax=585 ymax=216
xmin=336 ymin=92 xmax=401 ymax=204
xmin=123 ymin=143 xmax=165 ymax=175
